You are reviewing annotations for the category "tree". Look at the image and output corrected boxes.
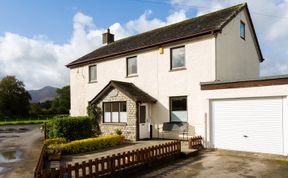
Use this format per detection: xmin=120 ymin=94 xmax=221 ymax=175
xmin=0 ymin=76 xmax=31 ymax=116
xmin=51 ymin=86 xmax=70 ymax=114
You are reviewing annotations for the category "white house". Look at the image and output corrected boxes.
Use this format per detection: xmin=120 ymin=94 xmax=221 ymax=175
xmin=67 ymin=3 xmax=288 ymax=156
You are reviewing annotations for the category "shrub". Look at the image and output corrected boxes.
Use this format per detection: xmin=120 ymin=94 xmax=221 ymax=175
xmin=115 ymin=128 xmax=122 ymax=135
xmin=48 ymin=116 xmax=93 ymax=141
xmin=87 ymin=103 xmax=101 ymax=135
xmin=44 ymin=138 xmax=67 ymax=147
xmin=60 ymin=135 xmax=125 ymax=155
xmin=47 ymin=144 xmax=62 ymax=155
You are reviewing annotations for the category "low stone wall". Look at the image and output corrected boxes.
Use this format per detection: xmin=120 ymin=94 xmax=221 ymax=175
xmin=97 ymin=88 xmax=137 ymax=141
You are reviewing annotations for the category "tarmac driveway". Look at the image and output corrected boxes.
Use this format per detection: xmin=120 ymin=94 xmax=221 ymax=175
xmin=139 ymin=150 xmax=288 ymax=178
xmin=0 ymin=124 xmax=43 ymax=178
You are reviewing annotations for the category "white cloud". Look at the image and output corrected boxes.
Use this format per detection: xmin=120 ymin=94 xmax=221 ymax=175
xmin=0 ymin=10 xmax=187 ymax=90
xmin=3 ymin=0 xmax=287 ymax=90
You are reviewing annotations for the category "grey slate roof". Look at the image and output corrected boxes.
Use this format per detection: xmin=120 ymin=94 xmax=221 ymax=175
xmin=67 ymin=3 xmax=263 ymax=68
xmin=90 ymin=80 xmax=157 ymax=104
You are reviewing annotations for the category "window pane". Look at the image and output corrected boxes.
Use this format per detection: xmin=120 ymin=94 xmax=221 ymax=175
xmin=171 ymin=47 xmax=185 ymax=69
xmin=127 ymin=57 xmax=137 ymax=75
xmin=89 ymin=65 xmax=97 ymax=81
xmin=240 ymin=21 xmax=245 ymax=39
xmin=120 ymin=102 xmax=126 ymax=112
xmin=139 ymin=105 xmax=146 ymax=123
xmin=112 ymin=103 xmax=119 ymax=122
xmin=104 ymin=112 xmax=111 ymax=122
xmin=104 ymin=103 xmax=111 ymax=112
xmin=170 ymin=97 xmax=187 ymax=122
xmin=120 ymin=112 xmax=127 ymax=122
xmin=111 ymin=103 xmax=119 ymax=112
xmin=119 ymin=102 xmax=127 ymax=122
xmin=103 ymin=103 xmax=111 ymax=122
xmin=171 ymin=97 xmax=187 ymax=111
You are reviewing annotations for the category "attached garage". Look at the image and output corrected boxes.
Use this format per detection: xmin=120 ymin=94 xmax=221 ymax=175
xmin=211 ymin=97 xmax=284 ymax=155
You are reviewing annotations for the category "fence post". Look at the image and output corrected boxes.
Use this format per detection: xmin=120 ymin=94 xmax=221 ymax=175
xmin=88 ymin=160 xmax=93 ymax=177
xmin=67 ymin=164 xmax=72 ymax=178
xmin=44 ymin=122 xmax=47 ymax=140
xmin=111 ymin=154 xmax=116 ymax=174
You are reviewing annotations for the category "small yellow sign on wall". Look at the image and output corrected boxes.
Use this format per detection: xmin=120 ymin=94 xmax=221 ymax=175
xmin=159 ymin=47 xmax=164 ymax=54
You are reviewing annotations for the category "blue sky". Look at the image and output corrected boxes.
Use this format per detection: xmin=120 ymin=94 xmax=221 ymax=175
xmin=0 ymin=0 xmax=177 ymax=43
xmin=0 ymin=0 xmax=288 ymax=89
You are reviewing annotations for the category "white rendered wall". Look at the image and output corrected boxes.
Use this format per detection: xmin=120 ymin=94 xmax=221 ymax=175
xmin=216 ymin=9 xmax=260 ymax=80
xmin=70 ymin=35 xmax=216 ymax=138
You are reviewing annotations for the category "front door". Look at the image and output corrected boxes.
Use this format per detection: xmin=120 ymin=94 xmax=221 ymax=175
xmin=139 ymin=104 xmax=150 ymax=139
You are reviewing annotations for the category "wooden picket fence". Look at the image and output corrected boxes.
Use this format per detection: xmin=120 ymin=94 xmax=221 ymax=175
xmin=34 ymin=145 xmax=47 ymax=178
xmin=35 ymin=140 xmax=181 ymax=178
xmin=188 ymin=136 xmax=203 ymax=149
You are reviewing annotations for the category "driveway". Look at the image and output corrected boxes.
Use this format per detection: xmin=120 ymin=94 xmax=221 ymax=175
xmin=138 ymin=150 xmax=288 ymax=178
xmin=0 ymin=124 xmax=43 ymax=178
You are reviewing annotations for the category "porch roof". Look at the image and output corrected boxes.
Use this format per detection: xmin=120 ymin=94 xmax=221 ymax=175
xmin=90 ymin=80 xmax=157 ymax=104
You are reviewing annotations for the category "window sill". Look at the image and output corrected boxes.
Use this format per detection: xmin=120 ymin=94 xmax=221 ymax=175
xmin=126 ymin=74 xmax=138 ymax=78
xmin=89 ymin=80 xmax=98 ymax=84
xmin=102 ymin=122 xmax=127 ymax=126
xmin=169 ymin=67 xmax=186 ymax=72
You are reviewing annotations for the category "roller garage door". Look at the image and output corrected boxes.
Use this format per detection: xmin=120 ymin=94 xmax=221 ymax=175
xmin=211 ymin=97 xmax=284 ymax=155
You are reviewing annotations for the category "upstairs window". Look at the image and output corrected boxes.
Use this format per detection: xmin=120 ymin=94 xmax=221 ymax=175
xmin=127 ymin=56 xmax=137 ymax=76
xmin=171 ymin=46 xmax=185 ymax=70
xmin=89 ymin=65 xmax=97 ymax=82
xmin=103 ymin=102 xmax=127 ymax=123
xmin=240 ymin=21 xmax=245 ymax=40
xmin=170 ymin=96 xmax=187 ymax=122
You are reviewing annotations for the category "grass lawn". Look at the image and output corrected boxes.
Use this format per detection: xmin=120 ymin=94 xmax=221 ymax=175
xmin=0 ymin=115 xmax=66 ymax=125
xmin=0 ymin=119 xmax=48 ymax=125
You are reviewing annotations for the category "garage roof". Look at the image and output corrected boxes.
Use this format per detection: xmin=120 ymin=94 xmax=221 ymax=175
xmin=201 ymin=75 xmax=288 ymax=90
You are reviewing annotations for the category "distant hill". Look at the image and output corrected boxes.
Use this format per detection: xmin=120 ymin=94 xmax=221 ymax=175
xmin=28 ymin=86 xmax=58 ymax=103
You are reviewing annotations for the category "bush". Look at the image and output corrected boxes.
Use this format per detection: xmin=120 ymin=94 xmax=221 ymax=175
xmin=44 ymin=138 xmax=67 ymax=147
xmin=115 ymin=128 xmax=122 ymax=135
xmin=60 ymin=135 xmax=125 ymax=155
xmin=47 ymin=144 xmax=62 ymax=155
xmin=48 ymin=116 xmax=93 ymax=141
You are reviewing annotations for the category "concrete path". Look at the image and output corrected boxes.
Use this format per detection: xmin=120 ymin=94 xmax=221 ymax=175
xmin=0 ymin=124 xmax=43 ymax=178
xmin=137 ymin=150 xmax=288 ymax=178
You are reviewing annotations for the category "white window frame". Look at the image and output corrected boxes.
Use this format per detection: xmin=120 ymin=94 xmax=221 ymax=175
xmin=103 ymin=102 xmax=127 ymax=123
xmin=126 ymin=56 xmax=138 ymax=77
xmin=240 ymin=20 xmax=245 ymax=40
xmin=88 ymin=64 xmax=97 ymax=83
xmin=169 ymin=96 xmax=188 ymax=123
xmin=170 ymin=46 xmax=185 ymax=70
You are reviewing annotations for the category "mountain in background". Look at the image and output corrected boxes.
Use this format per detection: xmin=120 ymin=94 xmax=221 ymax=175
xmin=28 ymin=86 xmax=58 ymax=103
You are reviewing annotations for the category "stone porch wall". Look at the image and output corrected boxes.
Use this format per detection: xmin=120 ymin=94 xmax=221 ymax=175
xmin=97 ymin=88 xmax=137 ymax=141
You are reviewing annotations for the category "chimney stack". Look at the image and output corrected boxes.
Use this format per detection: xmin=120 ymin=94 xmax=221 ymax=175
xmin=102 ymin=28 xmax=114 ymax=45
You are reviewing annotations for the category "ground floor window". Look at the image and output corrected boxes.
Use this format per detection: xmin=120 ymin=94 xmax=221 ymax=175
xmin=170 ymin=96 xmax=187 ymax=122
xmin=103 ymin=102 xmax=127 ymax=123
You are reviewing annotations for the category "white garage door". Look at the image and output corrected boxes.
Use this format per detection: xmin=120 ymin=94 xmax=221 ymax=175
xmin=212 ymin=97 xmax=284 ymax=155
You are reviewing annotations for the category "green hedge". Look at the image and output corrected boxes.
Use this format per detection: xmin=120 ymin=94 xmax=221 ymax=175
xmin=44 ymin=138 xmax=67 ymax=147
xmin=48 ymin=116 xmax=93 ymax=141
xmin=60 ymin=135 xmax=125 ymax=155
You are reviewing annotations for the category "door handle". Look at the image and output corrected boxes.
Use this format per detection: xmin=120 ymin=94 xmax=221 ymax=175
xmin=243 ymin=135 xmax=248 ymax=138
